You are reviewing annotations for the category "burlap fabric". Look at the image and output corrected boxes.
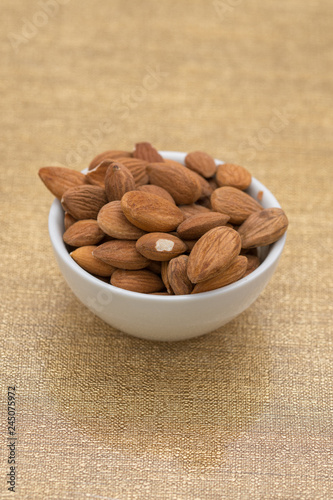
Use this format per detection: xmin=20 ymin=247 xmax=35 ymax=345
xmin=1 ymin=0 xmax=332 ymax=498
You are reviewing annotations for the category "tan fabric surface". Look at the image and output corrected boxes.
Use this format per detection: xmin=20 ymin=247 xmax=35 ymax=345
xmin=1 ymin=0 xmax=333 ymax=498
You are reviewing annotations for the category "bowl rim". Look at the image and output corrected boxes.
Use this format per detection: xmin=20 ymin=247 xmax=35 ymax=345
xmin=49 ymin=151 xmax=287 ymax=302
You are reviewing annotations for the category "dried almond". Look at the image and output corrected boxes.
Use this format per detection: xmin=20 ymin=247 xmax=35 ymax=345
xmin=64 ymin=213 xmax=77 ymax=230
xmin=211 ymin=186 xmax=263 ymax=224
xmin=167 ymin=255 xmax=193 ymax=295
xmin=147 ymin=162 xmax=202 ymax=205
xmin=104 ymin=162 xmax=136 ymax=202
xmin=238 ymin=207 xmax=289 ymax=248
xmin=187 ymin=226 xmax=241 ymax=283
xmin=192 ymin=255 xmax=248 ymax=293
xmin=133 ymin=142 xmax=164 ymax=163
xmin=121 ymin=191 xmax=184 ymax=232
xmin=85 ymin=159 xmax=113 ymax=187
xmin=146 ymin=261 xmax=162 ymax=275
xmin=88 ymin=150 xmax=132 ymax=171
xmin=244 ymin=254 xmax=261 ymax=277
xmin=61 ymin=185 xmax=108 ymax=220
xmin=93 ymin=240 xmax=150 ymax=270
xmin=63 ymin=220 xmax=105 ymax=247
xmin=178 ymin=203 xmax=211 ymax=219
xmin=39 ymin=166 xmax=86 ymax=199
xmin=136 ymin=233 xmax=187 ymax=261
xmin=70 ymin=246 xmax=116 ymax=277
xmin=216 ymin=163 xmax=251 ymax=190
xmin=137 ymin=185 xmax=175 ymax=204
xmin=185 ymin=151 xmax=217 ymax=178
xmin=177 ymin=212 xmax=230 ymax=240
xmin=97 ymin=201 xmax=146 ymax=240
xmin=116 ymin=157 xmax=149 ymax=186
xmin=111 ymin=269 xmax=164 ymax=293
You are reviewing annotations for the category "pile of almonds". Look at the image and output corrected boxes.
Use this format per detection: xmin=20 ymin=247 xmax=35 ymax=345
xmin=39 ymin=142 xmax=288 ymax=295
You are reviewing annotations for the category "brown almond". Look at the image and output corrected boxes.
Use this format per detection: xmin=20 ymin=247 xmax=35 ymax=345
xmin=136 ymin=233 xmax=187 ymax=261
xmin=244 ymin=254 xmax=261 ymax=277
xmin=167 ymin=255 xmax=193 ymax=295
xmin=116 ymin=157 xmax=149 ymax=186
xmin=39 ymin=166 xmax=86 ymax=199
xmin=61 ymin=185 xmax=108 ymax=220
xmin=97 ymin=201 xmax=146 ymax=240
xmin=85 ymin=159 xmax=113 ymax=187
xmin=211 ymin=186 xmax=263 ymax=224
xmin=185 ymin=151 xmax=217 ymax=178
xmin=147 ymin=163 xmax=202 ymax=205
xmin=121 ymin=191 xmax=184 ymax=232
xmin=137 ymin=185 xmax=175 ymax=204
xmin=70 ymin=246 xmax=116 ymax=277
xmin=177 ymin=212 xmax=230 ymax=240
xmin=64 ymin=213 xmax=77 ymax=231
xmin=133 ymin=142 xmax=164 ymax=163
xmin=161 ymin=262 xmax=173 ymax=294
xmin=104 ymin=162 xmax=136 ymax=202
xmin=88 ymin=150 xmax=132 ymax=171
xmin=146 ymin=261 xmax=162 ymax=275
xmin=93 ymin=240 xmax=150 ymax=270
xmin=192 ymin=255 xmax=248 ymax=293
xmin=191 ymin=170 xmax=214 ymax=198
xmin=216 ymin=163 xmax=252 ymax=190
xmin=111 ymin=269 xmax=164 ymax=293
xmin=238 ymin=207 xmax=289 ymax=248
xmin=63 ymin=220 xmax=105 ymax=247
xmin=178 ymin=204 xmax=211 ymax=219
xmin=187 ymin=226 xmax=241 ymax=283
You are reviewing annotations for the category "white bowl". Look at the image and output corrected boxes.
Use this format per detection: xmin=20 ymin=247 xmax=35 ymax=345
xmin=48 ymin=151 xmax=287 ymax=341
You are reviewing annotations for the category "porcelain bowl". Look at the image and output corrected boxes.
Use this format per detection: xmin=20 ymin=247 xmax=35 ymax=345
xmin=48 ymin=151 xmax=287 ymax=341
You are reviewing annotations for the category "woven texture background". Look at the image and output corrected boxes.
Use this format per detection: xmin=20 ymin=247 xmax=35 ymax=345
xmin=1 ymin=0 xmax=333 ymax=498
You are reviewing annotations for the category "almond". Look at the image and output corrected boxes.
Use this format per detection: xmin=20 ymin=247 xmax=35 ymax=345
xmin=121 ymin=191 xmax=184 ymax=232
xmin=146 ymin=261 xmax=162 ymax=275
xmin=161 ymin=262 xmax=173 ymax=294
xmin=93 ymin=240 xmax=150 ymax=269
xmin=137 ymin=184 xmax=176 ymax=204
xmin=136 ymin=233 xmax=187 ymax=261
xmin=216 ymin=163 xmax=252 ymax=190
xmin=167 ymin=255 xmax=193 ymax=295
xmin=238 ymin=207 xmax=289 ymax=248
xmin=244 ymin=254 xmax=261 ymax=277
xmin=192 ymin=255 xmax=248 ymax=293
xmin=211 ymin=186 xmax=263 ymax=224
xmin=133 ymin=142 xmax=164 ymax=163
xmin=177 ymin=212 xmax=230 ymax=240
xmin=97 ymin=201 xmax=146 ymax=240
xmin=63 ymin=220 xmax=105 ymax=247
xmin=70 ymin=246 xmax=116 ymax=277
xmin=111 ymin=269 xmax=164 ymax=293
xmin=147 ymin=162 xmax=202 ymax=205
xmin=61 ymin=185 xmax=108 ymax=220
xmin=178 ymin=203 xmax=211 ymax=218
xmin=104 ymin=162 xmax=136 ymax=202
xmin=64 ymin=213 xmax=77 ymax=230
xmin=39 ymin=166 xmax=86 ymax=199
xmin=185 ymin=151 xmax=217 ymax=178
xmin=85 ymin=159 xmax=113 ymax=188
xmin=187 ymin=226 xmax=241 ymax=283
xmin=164 ymin=159 xmax=213 ymax=197
xmin=88 ymin=150 xmax=132 ymax=171
xmin=116 ymin=157 xmax=149 ymax=186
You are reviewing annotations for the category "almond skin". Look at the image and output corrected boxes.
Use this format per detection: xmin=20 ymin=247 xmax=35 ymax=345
xmin=63 ymin=220 xmax=105 ymax=247
xmin=88 ymin=150 xmax=132 ymax=171
xmin=97 ymin=201 xmax=146 ymax=240
xmin=93 ymin=240 xmax=150 ymax=270
xmin=216 ymin=163 xmax=252 ymax=190
xmin=64 ymin=213 xmax=77 ymax=230
xmin=111 ymin=269 xmax=164 ymax=293
xmin=133 ymin=142 xmax=164 ymax=163
xmin=147 ymin=162 xmax=202 ymax=205
xmin=211 ymin=186 xmax=263 ymax=224
xmin=136 ymin=233 xmax=187 ymax=261
xmin=244 ymin=254 xmax=261 ymax=277
xmin=85 ymin=159 xmax=113 ymax=188
xmin=238 ymin=207 xmax=289 ymax=248
xmin=121 ymin=191 xmax=184 ymax=232
xmin=70 ymin=246 xmax=116 ymax=277
xmin=116 ymin=157 xmax=149 ymax=186
xmin=167 ymin=255 xmax=193 ymax=295
xmin=136 ymin=185 xmax=176 ymax=204
xmin=61 ymin=185 xmax=108 ymax=220
xmin=178 ymin=204 xmax=211 ymax=219
xmin=185 ymin=151 xmax=217 ymax=178
xmin=187 ymin=226 xmax=241 ymax=283
xmin=161 ymin=262 xmax=173 ymax=294
xmin=104 ymin=162 xmax=136 ymax=202
xmin=192 ymin=255 xmax=248 ymax=293
xmin=177 ymin=212 xmax=230 ymax=240
xmin=39 ymin=166 xmax=86 ymax=199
